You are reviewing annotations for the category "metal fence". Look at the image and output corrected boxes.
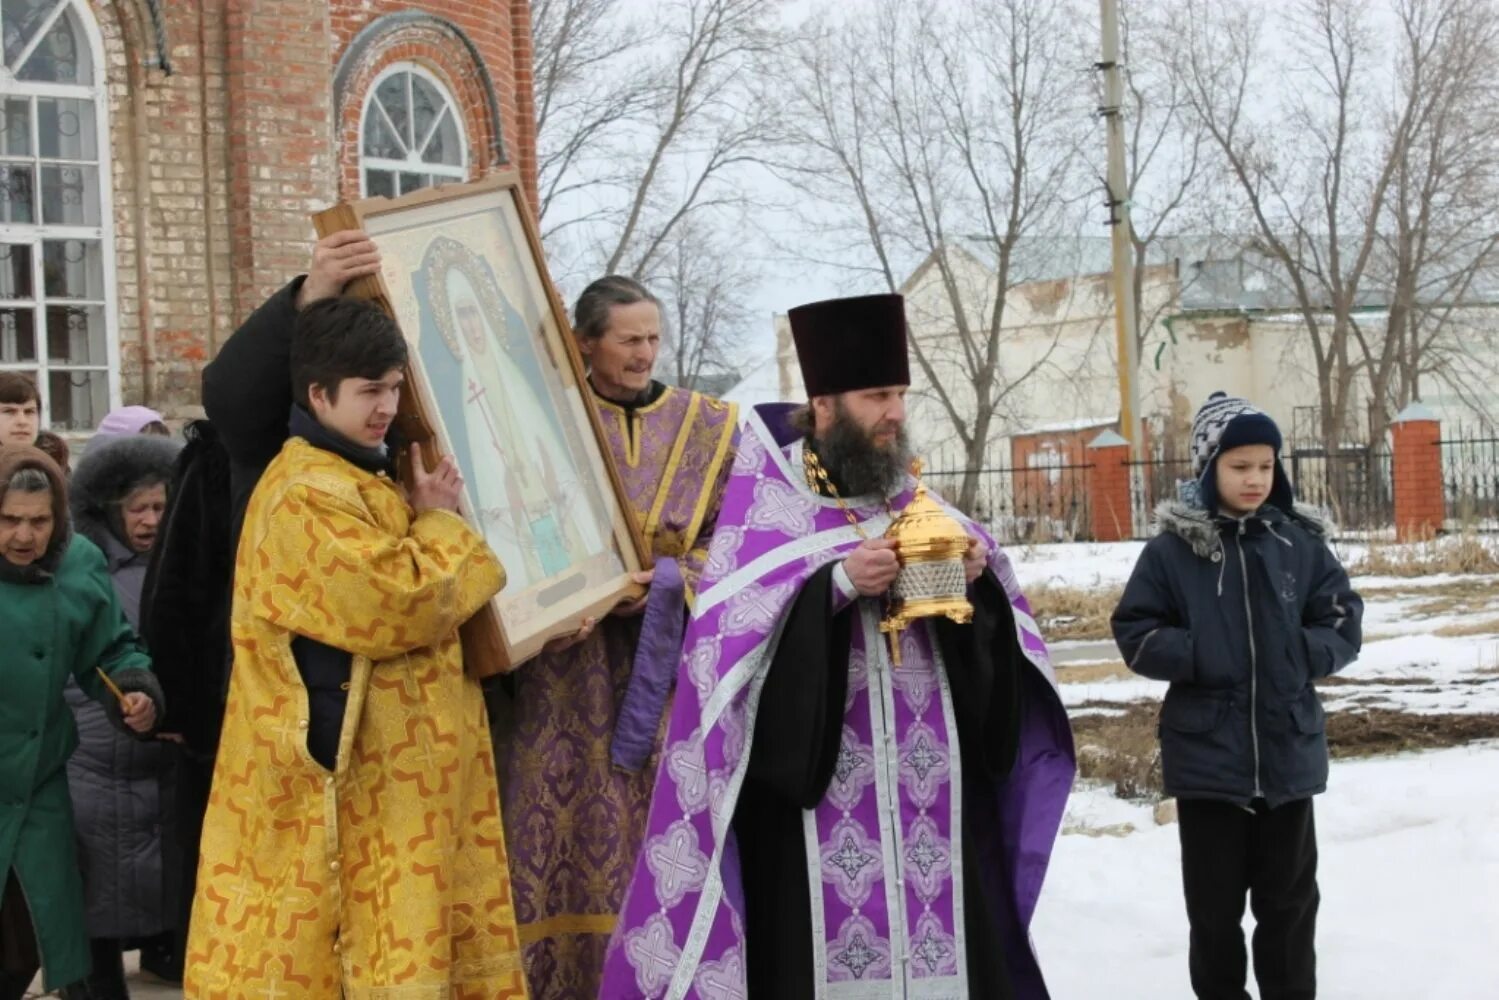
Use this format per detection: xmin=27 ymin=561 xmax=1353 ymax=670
xmin=1439 ymin=429 xmax=1499 ymax=527
xmin=925 ymin=463 xmax=1094 ymax=545
xmin=1288 ymin=445 xmax=1394 ymax=532
xmin=1125 ymin=457 xmax=1194 ymax=537
xmin=924 ymin=426 xmax=1499 ymax=544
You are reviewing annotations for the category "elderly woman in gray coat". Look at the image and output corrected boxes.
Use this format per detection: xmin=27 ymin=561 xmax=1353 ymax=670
xmin=64 ymin=434 xmax=181 ymax=997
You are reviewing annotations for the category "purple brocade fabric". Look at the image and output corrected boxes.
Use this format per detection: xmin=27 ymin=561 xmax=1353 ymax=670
xmin=500 ymin=387 xmax=737 ymax=1000
xmin=613 ymin=555 xmax=687 ymax=771
xmin=600 ymin=405 xmax=1076 ymax=999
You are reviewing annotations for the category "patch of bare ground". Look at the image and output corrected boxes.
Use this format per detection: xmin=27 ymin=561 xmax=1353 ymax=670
xmin=1070 ymin=703 xmax=1161 ymax=801
xmin=1432 ymin=618 xmax=1499 ymax=638
xmin=1326 ymin=709 xmax=1499 ymax=757
xmin=1027 ymin=584 xmax=1123 ymax=643
xmin=1359 ymin=578 xmax=1499 ymax=606
xmin=1347 ymin=533 xmax=1499 ymax=577
xmin=1068 ymin=700 xmax=1499 ymax=801
xmin=1056 ymin=660 xmax=1130 ymax=683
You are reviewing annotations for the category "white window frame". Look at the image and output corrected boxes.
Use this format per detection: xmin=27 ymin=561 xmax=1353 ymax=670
xmin=358 ymin=62 xmax=469 ymax=198
xmin=0 ymin=0 xmax=119 ymax=430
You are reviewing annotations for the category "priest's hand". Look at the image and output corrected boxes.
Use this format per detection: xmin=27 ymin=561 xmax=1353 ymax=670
xmin=963 ymin=534 xmax=988 ymax=584
xmin=844 ymin=538 xmax=901 ymax=597
xmin=121 ymin=692 xmax=156 ymax=734
xmin=410 ymin=449 xmax=463 ymax=513
xmin=296 ymin=230 xmax=382 ymax=309
xmin=543 ymin=616 xmax=598 ymax=654
xmin=611 ymin=569 xmax=654 ymax=617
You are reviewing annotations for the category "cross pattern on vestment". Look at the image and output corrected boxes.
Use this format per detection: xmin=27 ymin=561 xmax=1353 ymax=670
xmin=258 ymin=971 xmax=287 ymax=1000
xmin=671 ymin=744 xmax=708 ymax=785
xmin=270 ymin=717 xmax=302 ymax=747
xmin=903 ymin=736 xmax=942 ymax=781
xmin=905 ymin=830 xmax=944 ymax=877
xmin=649 ymin=829 xmax=705 ymax=897
xmin=829 ymin=834 xmax=875 ymax=882
xmin=225 ymin=879 xmax=257 ymax=914
xmin=698 ymin=962 xmax=747 ymax=1000
xmin=406 ymin=735 xmax=445 ymax=771
xmin=912 ymin=924 xmax=953 ymax=973
xmin=833 ymin=932 xmax=880 ymax=979
xmin=834 ymin=743 xmax=867 ymax=787
xmin=629 ymin=921 xmax=679 ymax=984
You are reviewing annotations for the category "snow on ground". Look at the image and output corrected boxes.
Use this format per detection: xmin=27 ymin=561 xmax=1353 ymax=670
xmin=1033 ymin=743 xmax=1499 ymax=999
xmin=1051 ymin=630 xmax=1499 ymax=715
xmin=1018 ymin=538 xmax=1499 ymax=714
xmin=1022 ymin=539 xmax=1499 ymax=995
xmin=1350 ymin=571 xmax=1499 ymax=592
xmin=1061 ymin=675 xmax=1167 ymax=710
xmin=1322 ymin=633 xmax=1499 ymax=714
xmin=1009 ymin=541 xmax=1145 ymax=591
xmin=1008 ymin=537 xmax=1497 ymax=597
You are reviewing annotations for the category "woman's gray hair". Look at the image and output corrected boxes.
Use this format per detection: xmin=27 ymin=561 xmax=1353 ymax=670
xmin=7 ymin=467 xmax=51 ymax=493
xmin=573 ymin=275 xmax=660 ymax=341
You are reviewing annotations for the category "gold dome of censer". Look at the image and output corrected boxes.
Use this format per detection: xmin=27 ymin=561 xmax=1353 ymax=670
xmin=879 ymin=462 xmax=974 ymax=665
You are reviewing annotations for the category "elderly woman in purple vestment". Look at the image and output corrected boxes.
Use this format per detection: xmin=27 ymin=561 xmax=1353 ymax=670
xmin=492 ymin=275 xmax=739 ymax=1000
xmin=600 ymin=293 xmax=1076 ymax=1000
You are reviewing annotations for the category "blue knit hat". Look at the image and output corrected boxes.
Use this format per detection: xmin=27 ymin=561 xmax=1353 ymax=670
xmin=1184 ymin=392 xmax=1292 ymax=513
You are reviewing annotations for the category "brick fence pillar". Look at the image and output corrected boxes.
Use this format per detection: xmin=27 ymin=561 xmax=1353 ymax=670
xmin=1391 ymin=402 xmax=1444 ymax=542
xmin=1088 ymin=430 xmax=1133 ymax=543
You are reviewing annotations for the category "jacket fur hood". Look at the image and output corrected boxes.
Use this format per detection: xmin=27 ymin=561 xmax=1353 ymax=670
xmin=70 ymin=434 xmax=181 ymax=551
xmin=1154 ymin=499 xmax=1334 ymax=559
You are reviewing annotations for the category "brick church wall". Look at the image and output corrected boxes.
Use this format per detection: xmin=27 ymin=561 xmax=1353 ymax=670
xmin=86 ymin=0 xmax=536 ymax=419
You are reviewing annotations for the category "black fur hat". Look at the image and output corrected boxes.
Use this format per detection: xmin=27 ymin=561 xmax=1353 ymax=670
xmin=70 ymin=434 xmax=182 ymax=550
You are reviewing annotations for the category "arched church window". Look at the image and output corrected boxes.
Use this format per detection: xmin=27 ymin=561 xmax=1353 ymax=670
xmin=360 ymin=63 xmax=468 ymax=198
xmin=0 ymin=0 xmax=115 ymax=431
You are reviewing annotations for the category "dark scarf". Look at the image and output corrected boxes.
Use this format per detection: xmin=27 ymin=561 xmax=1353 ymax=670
xmin=589 ymin=376 xmax=667 ymax=413
xmin=288 ymin=405 xmax=396 ymax=477
xmin=589 ymin=378 xmax=667 ymax=449
xmin=0 ymin=549 xmax=61 ymax=584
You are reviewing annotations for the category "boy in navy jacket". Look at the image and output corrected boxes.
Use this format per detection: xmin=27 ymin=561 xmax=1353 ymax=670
xmin=1113 ymin=392 xmax=1362 ymax=1000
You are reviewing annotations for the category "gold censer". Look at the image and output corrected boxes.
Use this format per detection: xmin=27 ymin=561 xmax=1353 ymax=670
xmin=879 ymin=463 xmax=974 ymax=665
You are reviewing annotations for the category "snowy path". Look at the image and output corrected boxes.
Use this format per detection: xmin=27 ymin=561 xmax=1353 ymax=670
xmin=1032 ymin=744 xmax=1499 ymax=999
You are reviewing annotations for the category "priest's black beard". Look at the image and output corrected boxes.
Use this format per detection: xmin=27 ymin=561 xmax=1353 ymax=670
xmin=815 ymin=406 xmax=911 ymax=498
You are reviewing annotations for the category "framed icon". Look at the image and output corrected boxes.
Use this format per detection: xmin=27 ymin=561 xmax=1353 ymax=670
xmin=313 ymin=172 xmax=647 ymax=676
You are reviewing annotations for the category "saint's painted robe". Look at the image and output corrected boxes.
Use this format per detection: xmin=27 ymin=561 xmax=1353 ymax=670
xmin=498 ymin=384 xmax=737 ymax=1000
xmin=185 ymin=437 xmax=525 ymax=999
xmin=601 ymin=404 xmax=1077 ymax=999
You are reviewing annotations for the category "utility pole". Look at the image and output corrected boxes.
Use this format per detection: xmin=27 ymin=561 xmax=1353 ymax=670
xmin=1098 ymin=0 xmax=1143 ymax=461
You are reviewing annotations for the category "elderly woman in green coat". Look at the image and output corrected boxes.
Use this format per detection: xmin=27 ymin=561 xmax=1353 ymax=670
xmin=0 ymin=445 xmax=163 ymax=999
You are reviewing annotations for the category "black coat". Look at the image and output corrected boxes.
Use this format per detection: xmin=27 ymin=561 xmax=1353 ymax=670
xmin=142 ymin=276 xmax=303 ymax=751
xmin=200 ymin=276 xmax=303 ymax=546
xmin=1111 ymin=502 xmax=1362 ymax=808
xmin=138 ymin=420 xmax=234 ymax=757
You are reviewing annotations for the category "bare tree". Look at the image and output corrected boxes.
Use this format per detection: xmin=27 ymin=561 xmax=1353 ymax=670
xmin=1373 ymin=0 xmax=1499 ymax=423
xmin=779 ymin=0 xmax=1093 ymax=510
xmin=1106 ymin=0 xmax=1209 ymax=362
xmin=597 ymin=0 xmax=779 ymax=278
xmin=652 ymin=219 xmax=758 ymax=391
xmin=529 ymin=0 xmax=653 ymax=235
xmin=1176 ymin=0 xmax=1499 ymax=446
xmin=1176 ymin=0 xmax=1395 ymax=448
xmin=532 ymin=0 xmax=780 ymax=385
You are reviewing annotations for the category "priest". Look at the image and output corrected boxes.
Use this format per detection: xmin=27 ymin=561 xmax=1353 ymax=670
xmin=601 ymin=293 xmax=1075 ymax=999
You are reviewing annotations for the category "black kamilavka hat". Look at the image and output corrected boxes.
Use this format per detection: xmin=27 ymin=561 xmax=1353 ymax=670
xmin=788 ymin=293 xmax=911 ymax=396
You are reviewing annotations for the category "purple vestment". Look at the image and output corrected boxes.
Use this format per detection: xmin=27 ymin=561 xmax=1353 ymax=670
xmin=600 ymin=404 xmax=1076 ymax=999
xmin=501 ymin=386 xmax=737 ymax=1000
